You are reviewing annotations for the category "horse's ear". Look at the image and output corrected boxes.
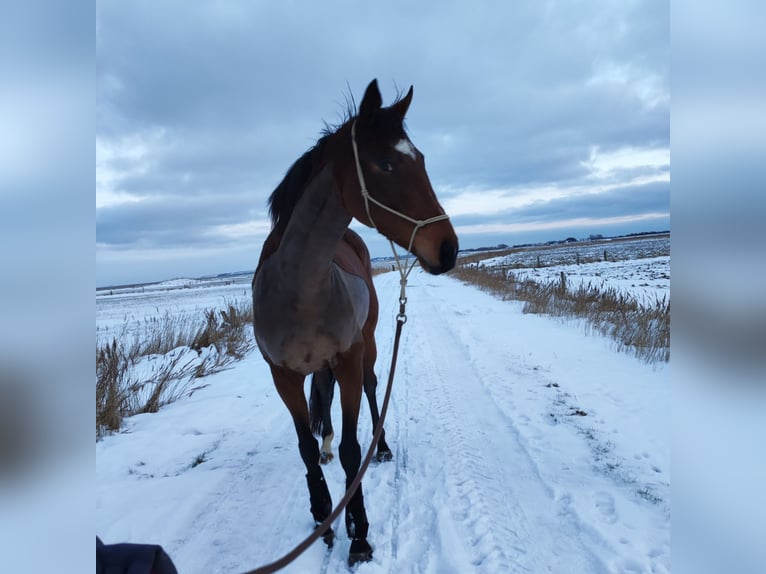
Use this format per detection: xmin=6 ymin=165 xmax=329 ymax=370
xmin=389 ymin=85 xmax=413 ymax=121
xmin=358 ymin=79 xmax=382 ymax=125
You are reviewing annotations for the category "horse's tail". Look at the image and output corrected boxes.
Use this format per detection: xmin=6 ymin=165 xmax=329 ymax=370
xmin=309 ymin=370 xmax=326 ymax=436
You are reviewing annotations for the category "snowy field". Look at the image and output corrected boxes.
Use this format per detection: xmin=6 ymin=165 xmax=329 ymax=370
xmin=511 ymin=256 xmax=669 ymax=307
xmin=479 ymin=235 xmax=669 ymax=269
xmin=96 ymin=261 xmax=670 ymax=573
xmin=479 ymin=235 xmax=669 ymax=305
xmin=96 ymin=274 xmax=252 ymax=344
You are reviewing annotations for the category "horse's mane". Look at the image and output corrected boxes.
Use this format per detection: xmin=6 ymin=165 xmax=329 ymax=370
xmin=267 ymin=139 xmax=327 ymax=234
xmin=267 ymin=86 xmax=408 ymax=234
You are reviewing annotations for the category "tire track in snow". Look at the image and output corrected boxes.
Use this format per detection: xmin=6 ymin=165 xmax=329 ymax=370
xmin=365 ymin=271 xmax=520 ymax=572
xmin=405 ymin=299 xmax=533 ymax=572
xmin=346 ymin=273 xmax=444 ymax=574
xmin=428 ymin=281 xmax=670 ymax=573
xmin=386 ymin=381 xmax=411 ymax=567
xmin=372 ymin=279 xmax=440 ymax=573
xmin=388 ymin=352 xmax=446 ymax=574
xmin=388 ymin=274 xmax=612 ymax=573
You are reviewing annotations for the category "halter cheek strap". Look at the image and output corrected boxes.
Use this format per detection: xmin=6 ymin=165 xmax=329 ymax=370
xmin=351 ymin=120 xmax=450 ymax=317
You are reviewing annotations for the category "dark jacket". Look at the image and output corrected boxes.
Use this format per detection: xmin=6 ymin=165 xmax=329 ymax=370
xmin=96 ymin=537 xmax=178 ymax=574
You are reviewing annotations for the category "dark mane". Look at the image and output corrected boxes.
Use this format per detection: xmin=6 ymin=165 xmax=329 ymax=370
xmin=321 ymin=89 xmax=358 ymax=138
xmin=268 ymin=86 xmax=409 ymax=233
xmin=267 ymin=136 xmax=329 ymax=233
xmin=268 ymin=91 xmax=356 ymax=233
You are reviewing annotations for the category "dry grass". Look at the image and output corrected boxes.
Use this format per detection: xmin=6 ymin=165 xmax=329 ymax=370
xmin=450 ymin=263 xmax=669 ymax=364
xmin=96 ymin=299 xmax=254 ymax=438
xmin=96 ymin=339 xmax=130 ymax=434
xmin=372 ymin=266 xmax=393 ymax=276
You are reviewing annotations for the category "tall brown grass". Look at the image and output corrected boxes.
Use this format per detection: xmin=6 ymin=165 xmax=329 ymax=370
xmin=450 ymin=263 xmax=669 ymax=364
xmin=96 ymin=299 xmax=254 ymax=437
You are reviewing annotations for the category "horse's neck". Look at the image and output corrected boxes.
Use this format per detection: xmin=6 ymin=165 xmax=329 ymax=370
xmin=275 ymin=166 xmax=351 ymax=287
xmin=254 ymin=165 xmax=371 ymax=373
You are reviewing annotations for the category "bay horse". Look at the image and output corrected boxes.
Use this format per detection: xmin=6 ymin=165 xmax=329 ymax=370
xmin=252 ymin=79 xmax=458 ymax=565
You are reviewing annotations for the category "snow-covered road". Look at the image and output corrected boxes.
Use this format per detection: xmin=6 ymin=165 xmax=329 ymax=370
xmin=97 ymin=271 xmax=669 ymax=573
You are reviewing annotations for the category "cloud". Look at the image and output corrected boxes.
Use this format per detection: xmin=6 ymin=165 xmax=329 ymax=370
xmin=96 ymin=0 xmax=669 ymax=284
xmin=455 ymin=212 xmax=668 ymax=237
xmin=96 ymin=193 xmax=268 ymax=248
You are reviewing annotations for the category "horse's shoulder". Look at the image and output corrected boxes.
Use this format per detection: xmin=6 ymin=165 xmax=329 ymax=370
xmin=333 ymin=231 xmax=372 ymax=281
xmin=341 ymin=229 xmax=371 ymax=269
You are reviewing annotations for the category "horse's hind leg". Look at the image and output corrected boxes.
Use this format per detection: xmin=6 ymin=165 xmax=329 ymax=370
xmin=270 ymin=365 xmax=335 ymax=547
xmin=310 ymin=367 xmax=335 ymax=464
xmin=334 ymin=343 xmax=373 ymax=565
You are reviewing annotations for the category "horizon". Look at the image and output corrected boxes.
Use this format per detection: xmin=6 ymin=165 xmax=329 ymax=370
xmin=96 ymin=227 xmax=669 ymax=289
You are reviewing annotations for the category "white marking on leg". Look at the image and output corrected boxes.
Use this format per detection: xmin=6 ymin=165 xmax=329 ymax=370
xmin=394 ymin=138 xmax=417 ymax=160
xmin=321 ymin=432 xmax=334 ymax=457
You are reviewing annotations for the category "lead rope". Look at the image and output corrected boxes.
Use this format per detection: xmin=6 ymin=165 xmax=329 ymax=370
xmin=242 ymin=121 xmax=449 ymax=574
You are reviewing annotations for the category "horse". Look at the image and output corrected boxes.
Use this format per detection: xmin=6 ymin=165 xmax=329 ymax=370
xmin=251 ymin=79 xmax=458 ymax=565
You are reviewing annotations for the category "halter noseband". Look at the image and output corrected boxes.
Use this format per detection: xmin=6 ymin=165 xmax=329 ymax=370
xmin=350 ymin=120 xmax=450 ymax=311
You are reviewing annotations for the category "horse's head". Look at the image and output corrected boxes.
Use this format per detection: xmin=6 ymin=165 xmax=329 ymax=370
xmin=338 ymin=79 xmax=458 ymax=275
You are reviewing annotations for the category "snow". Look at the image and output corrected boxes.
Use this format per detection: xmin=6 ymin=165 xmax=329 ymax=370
xmin=96 ymin=273 xmax=252 ymax=343
xmin=508 ymin=256 xmax=669 ymax=305
xmin=479 ymin=235 xmax=669 ymax=304
xmin=97 ymin=269 xmax=669 ymax=573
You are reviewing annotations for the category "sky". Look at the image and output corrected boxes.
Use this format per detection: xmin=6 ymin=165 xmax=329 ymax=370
xmin=96 ymin=0 xmax=669 ymax=286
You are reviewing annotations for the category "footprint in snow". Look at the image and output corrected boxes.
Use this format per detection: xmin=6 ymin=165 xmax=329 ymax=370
xmin=593 ymin=491 xmax=618 ymax=524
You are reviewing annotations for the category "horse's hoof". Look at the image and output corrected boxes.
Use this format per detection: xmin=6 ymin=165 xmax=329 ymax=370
xmin=375 ymin=449 xmax=393 ymax=463
xmin=319 ymin=451 xmax=334 ymax=465
xmin=348 ymin=538 xmax=373 ymax=566
xmin=316 ymin=525 xmax=335 ymax=548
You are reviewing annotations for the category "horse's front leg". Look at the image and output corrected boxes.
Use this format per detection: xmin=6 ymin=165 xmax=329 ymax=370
xmin=334 ymin=343 xmax=373 ymax=565
xmin=363 ymin=366 xmax=392 ymax=462
xmin=270 ymin=364 xmax=335 ymax=547
xmin=362 ymin=321 xmax=392 ymax=462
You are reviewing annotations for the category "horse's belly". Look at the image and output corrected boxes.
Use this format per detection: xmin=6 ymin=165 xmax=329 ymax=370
xmin=260 ymin=329 xmax=352 ymax=375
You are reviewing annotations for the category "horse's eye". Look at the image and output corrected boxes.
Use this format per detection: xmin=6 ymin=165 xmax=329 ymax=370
xmin=379 ymin=160 xmax=394 ymax=173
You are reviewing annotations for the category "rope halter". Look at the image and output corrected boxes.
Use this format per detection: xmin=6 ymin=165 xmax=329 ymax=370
xmin=350 ymin=120 xmax=450 ymax=321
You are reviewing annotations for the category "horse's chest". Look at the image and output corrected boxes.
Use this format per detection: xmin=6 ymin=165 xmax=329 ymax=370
xmin=253 ymin=264 xmax=369 ymax=375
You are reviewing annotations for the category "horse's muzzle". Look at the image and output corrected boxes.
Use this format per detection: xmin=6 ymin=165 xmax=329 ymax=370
xmin=428 ymin=239 xmax=457 ymax=275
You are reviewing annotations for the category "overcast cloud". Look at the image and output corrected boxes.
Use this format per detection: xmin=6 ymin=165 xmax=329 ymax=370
xmin=96 ymin=0 xmax=669 ymax=286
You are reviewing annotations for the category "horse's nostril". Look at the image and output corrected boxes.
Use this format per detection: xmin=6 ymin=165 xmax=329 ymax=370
xmin=439 ymin=240 xmax=457 ymax=270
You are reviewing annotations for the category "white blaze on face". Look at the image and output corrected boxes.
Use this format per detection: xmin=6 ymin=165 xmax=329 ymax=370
xmin=394 ymin=138 xmax=417 ymax=160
